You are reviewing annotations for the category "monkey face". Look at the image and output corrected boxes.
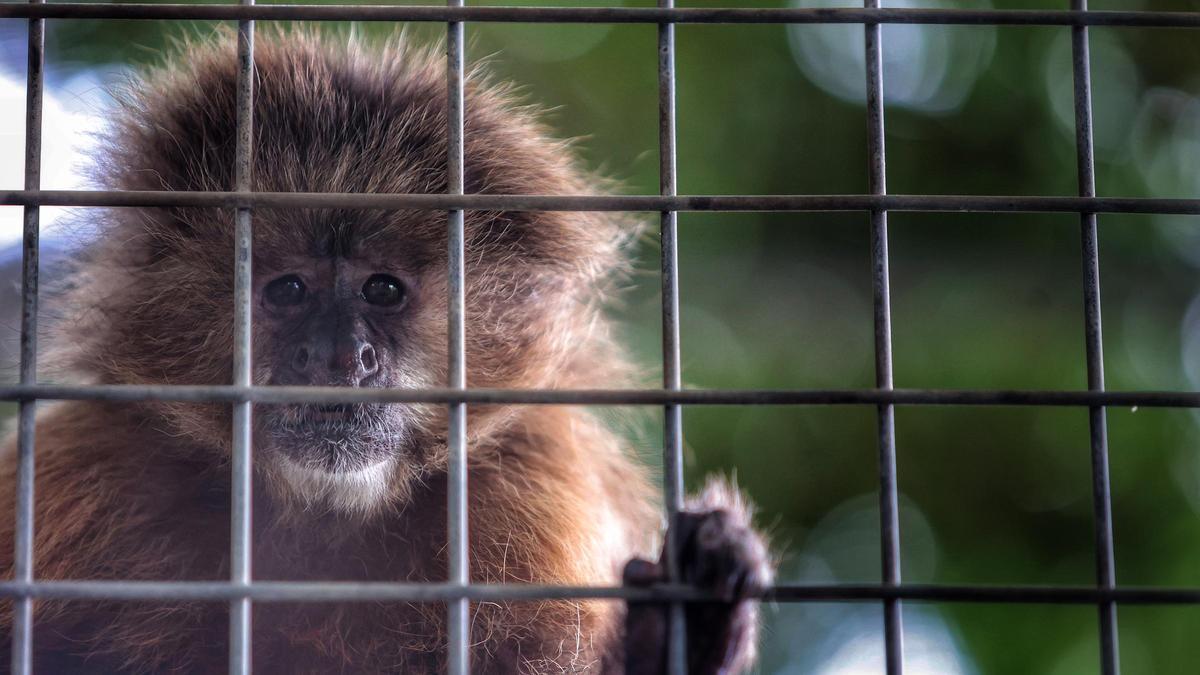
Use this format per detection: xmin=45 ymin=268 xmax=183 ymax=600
xmin=255 ymin=254 xmax=425 ymax=478
xmin=76 ymin=33 xmax=635 ymax=515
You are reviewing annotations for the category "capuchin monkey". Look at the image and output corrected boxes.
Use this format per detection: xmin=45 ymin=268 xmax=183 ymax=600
xmin=0 ymin=31 xmax=773 ymax=673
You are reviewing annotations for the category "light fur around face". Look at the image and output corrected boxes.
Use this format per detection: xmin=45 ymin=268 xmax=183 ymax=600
xmin=275 ymin=455 xmax=399 ymax=515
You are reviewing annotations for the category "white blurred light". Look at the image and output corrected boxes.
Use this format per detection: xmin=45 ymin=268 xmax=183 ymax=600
xmin=1179 ymin=291 xmax=1200 ymax=399
xmin=786 ymin=0 xmax=995 ymax=115
xmin=1133 ymin=88 xmax=1200 ymax=196
xmin=1131 ymin=88 xmax=1200 ymax=268
xmin=813 ymin=610 xmax=974 ymax=675
xmin=1044 ymin=30 xmax=1141 ymax=156
xmin=792 ymin=492 xmax=940 ymax=583
xmin=764 ymin=495 xmax=974 ymax=674
xmin=0 ymin=68 xmax=110 ymax=246
xmin=1170 ymin=436 xmax=1200 ymax=517
xmin=480 ymin=0 xmax=615 ymax=63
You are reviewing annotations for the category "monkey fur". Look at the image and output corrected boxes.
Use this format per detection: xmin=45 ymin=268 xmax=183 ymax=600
xmin=0 ymin=31 xmax=773 ymax=673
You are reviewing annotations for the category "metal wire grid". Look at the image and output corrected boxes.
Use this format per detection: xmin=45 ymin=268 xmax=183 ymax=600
xmin=2 ymin=3 xmax=1200 ymax=675
xmin=863 ymin=3 xmax=902 ymax=670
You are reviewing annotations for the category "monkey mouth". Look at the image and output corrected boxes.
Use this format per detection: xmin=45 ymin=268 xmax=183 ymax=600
xmin=306 ymin=403 xmax=362 ymax=425
xmin=267 ymin=402 xmax=379 ymax=430
xmin=261 ymin=403 xmax=407 ymax=472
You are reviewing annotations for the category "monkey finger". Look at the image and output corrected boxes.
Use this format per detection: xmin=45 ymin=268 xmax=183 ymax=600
xmin=622 ymin=557 xmax=665 ymax=586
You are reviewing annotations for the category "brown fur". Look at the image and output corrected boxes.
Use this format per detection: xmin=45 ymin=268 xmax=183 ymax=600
xmin=0 ymin=401 xmax=655 ymax=673
xmin=0 ymin=30 xmax=766 ymax=674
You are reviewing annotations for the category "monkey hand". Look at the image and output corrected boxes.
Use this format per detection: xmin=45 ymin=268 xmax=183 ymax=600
xmin=622 ymin=480 xmax=773 ymax=675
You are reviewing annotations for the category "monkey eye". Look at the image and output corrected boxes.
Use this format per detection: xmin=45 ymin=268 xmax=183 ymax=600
xmin=264 ymin=274 xmax=307 ymax=307
xmin=361 ymin=274 xmax=406 ymax=307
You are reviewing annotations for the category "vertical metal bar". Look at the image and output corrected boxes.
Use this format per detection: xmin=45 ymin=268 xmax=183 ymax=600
xmin=657 ymin=2 xmax=687 ymax=674
xmin=864 ymin=2 xmax=903 ymax=674
xmin=1069 ymin=2 xmax=1119 ymax=673
xmin=446 ymin=2 xmax=470 ymax=674
xmin=11 ymin=1 xmax=43 ymax=673
xmin=229 ymin=5 xmax=255 ymax=674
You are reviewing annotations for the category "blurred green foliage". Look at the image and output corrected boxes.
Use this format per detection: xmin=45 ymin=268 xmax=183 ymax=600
xmin=6 ymin=0 xmax=1200 ymax=672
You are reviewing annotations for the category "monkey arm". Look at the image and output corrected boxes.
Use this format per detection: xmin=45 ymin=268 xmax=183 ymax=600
xmin=0 ymin=402 xmax=229 ymax=672
xmin=416 ymin=419 xmax=773 ymax=674
xmin=621 ymin=479 xmax=773 ymax=675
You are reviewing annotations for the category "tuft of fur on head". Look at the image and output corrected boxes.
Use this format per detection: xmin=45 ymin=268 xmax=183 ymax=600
xmin=54 ymin=27 xmax=643 ymax=516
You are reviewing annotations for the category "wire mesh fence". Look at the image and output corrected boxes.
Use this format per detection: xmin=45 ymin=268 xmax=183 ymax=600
xmin=2 ymin=3 xmax=1199 ymax=675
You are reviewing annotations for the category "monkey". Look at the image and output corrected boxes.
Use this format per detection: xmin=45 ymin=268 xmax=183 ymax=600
xmin=0 ymin=31 xmax=773 ymax=674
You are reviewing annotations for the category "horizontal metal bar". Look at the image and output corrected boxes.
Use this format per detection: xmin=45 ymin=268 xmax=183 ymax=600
xmin=0 ymin=581 xmax=703 ymax=602
xmin=3 ymin=190 xmax=1200 ymax=215
xmin=0 ymin=4 xmax=1197 ymax=27
xmin=2 ymin=384 xmax=1199 ymax=407
xmin=770 ymin=585 xmax=1200 ymax=605
xmin=1 ymin=581 xmax=1198 ymax=605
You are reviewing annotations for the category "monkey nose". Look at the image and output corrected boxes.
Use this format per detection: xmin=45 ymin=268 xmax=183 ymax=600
xmin=358 ymin=343 xmax=379 ymax=379
xmin=291 ymin=345 xmax=310 ymax=373
xmin=290 ymin=340 xmax=378 ymax=386
xmin=329 ymin=340 xmax=378 ymax=386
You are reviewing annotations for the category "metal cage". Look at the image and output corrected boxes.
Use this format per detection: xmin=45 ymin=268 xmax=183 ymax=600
xmin=3 ymin=3 xmax=1200 ymax=675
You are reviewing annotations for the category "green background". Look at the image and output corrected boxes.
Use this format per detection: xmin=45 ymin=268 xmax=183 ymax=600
xmin=4 ymin=0 xmax=1200 ymax=672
